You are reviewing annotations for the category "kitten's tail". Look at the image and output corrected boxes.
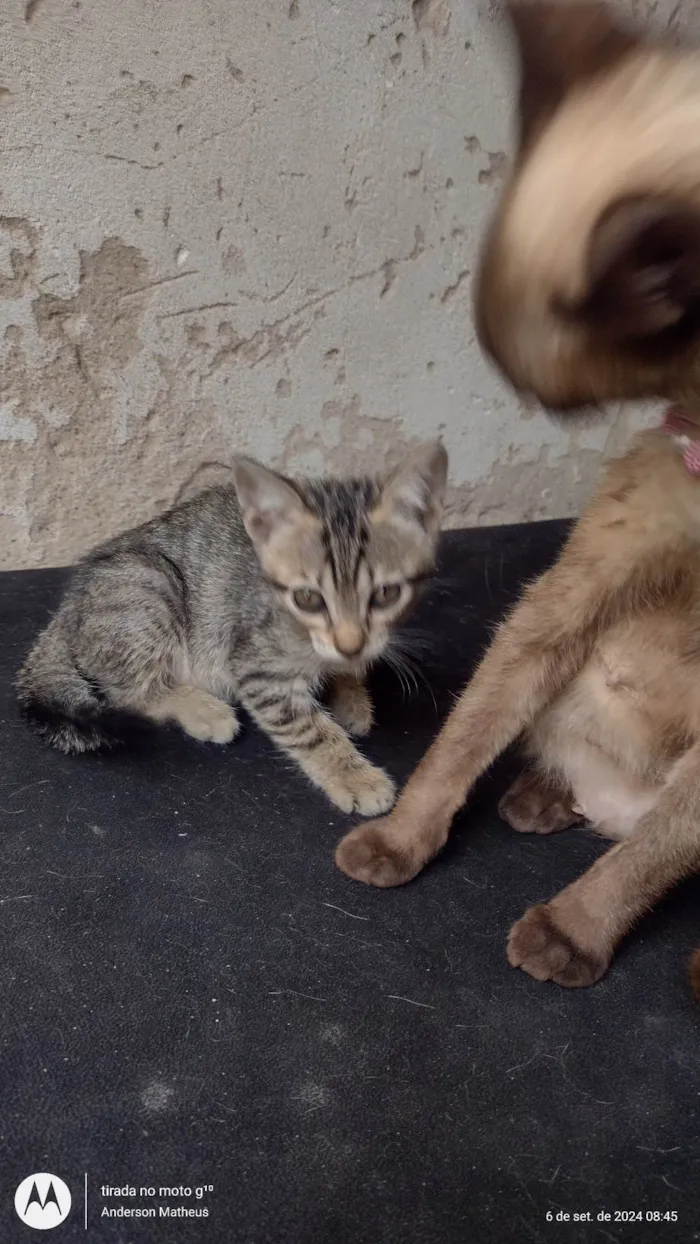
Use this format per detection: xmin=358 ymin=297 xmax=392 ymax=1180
xmin=16 ymin=620 xmax=116 ymax=754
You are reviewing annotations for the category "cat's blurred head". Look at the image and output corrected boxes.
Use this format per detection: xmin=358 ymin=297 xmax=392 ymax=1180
xmin=475 ymin=1 xmax=700 ymax=416
xmin=232 ymin=442 xmax=447 ymax=667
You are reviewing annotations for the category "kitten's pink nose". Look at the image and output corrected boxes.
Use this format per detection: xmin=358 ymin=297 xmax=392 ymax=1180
xmin=333 ymin=624 xmax=366 ymax=658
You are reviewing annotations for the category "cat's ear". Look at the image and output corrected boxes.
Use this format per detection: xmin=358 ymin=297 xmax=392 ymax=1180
xmin=232 ymin=457 xmax=308 ymax=546
xmin=571 ymin=195 xmax=700 ymax=341
xmin=507 ymin=1 xmax=639 ymax=152
xmin=375 ymin=441 xmax=448 ymax=536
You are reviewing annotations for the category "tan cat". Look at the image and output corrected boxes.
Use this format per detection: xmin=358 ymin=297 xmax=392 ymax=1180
xmin=335 ymin=1 xmax=700 ymax=994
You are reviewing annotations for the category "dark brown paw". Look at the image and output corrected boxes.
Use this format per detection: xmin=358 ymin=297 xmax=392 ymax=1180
xmin=335 ymin=821 xmax=420 ymax=888
xmin=498 ymin=771 xmax=580 ymax=835
xmin=507 ymin=904 xmax=609 ymax=988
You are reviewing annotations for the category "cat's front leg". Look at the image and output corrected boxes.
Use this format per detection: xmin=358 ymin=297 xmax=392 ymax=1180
xmin=329 ymin=672 xmax=373 ymax=737
xmin=334 ymin=501 xmax=674 ymax=888
xmin=334 ymin=555 xmax=599 ymax=887
xmin=238 ymin=679 xmax=394 ymax=815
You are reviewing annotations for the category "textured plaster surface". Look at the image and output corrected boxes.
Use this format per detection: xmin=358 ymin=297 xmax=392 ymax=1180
xmin=0 ymin=0 xmax=696 ymax=568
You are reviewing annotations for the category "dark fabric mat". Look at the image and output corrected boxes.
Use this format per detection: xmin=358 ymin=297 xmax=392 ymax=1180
xmin=1 ymin=522 xmax=698 ymax=1244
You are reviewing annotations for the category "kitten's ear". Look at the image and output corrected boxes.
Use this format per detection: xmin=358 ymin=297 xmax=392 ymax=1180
xmin=232 ymin=457 xmax=308 ymax=546
xmin=376 ymin=441 xmax=448 ymax=536
xmin=507 ymin=1 xmax=639 ymax=151
xmin=574 ymin=196 xmax=700 ymax=341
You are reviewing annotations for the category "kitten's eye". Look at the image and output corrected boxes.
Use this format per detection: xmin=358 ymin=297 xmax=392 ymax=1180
xmin=292 ymin=588 xmax=326 ymax=613
xmin=370 ymin=583 xmax=402 ymax=609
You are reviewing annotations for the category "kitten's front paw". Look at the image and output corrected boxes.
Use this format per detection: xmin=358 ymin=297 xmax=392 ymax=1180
xmin=325 ymin=763 xmax=395 ymax=816
xmin=335 ymin=819 xmax=421 ymax=887
xmin=330 ymin=683 xmax=374 ymax=737
xmin=507 ymin=903 xmax=610 ymax=988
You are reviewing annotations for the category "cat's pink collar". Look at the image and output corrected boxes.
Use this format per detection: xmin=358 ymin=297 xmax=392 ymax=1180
xmin=663 ymin=406 xmax=700 ymax=476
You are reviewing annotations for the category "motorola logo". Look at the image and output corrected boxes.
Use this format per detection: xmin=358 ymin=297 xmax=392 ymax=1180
xmin=14 ymin=1174 xmax=71 ymax=1230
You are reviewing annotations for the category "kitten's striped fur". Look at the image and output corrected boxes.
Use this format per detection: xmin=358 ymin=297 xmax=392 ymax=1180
xmin=17 ymin=444 xmax=447 ymax=814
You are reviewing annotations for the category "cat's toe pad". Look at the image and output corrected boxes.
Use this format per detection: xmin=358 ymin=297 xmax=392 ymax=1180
xmin=507 ymin=903 xmax=609 ymax=988
xmin=326 ymin=764 xmax=395 ymax=816
xmin=335 ymin=822 xmax=419 ymax=887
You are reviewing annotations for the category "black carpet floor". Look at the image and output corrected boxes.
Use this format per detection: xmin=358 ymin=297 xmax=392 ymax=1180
xmin=1 ymin=522 xmax=698 ymax=1244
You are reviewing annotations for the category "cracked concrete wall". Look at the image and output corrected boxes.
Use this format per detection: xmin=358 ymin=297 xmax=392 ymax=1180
xmin=0 ymin=0 xmax=696 ymax=568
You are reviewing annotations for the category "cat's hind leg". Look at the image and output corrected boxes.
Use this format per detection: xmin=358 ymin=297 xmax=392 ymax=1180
xmin=498 ymin=769 xmax=581 ymax=835
xmin=76 ymin=551 xmax=237 ymax=745
xmin=146 ymin=686 xmax=240 ymax=744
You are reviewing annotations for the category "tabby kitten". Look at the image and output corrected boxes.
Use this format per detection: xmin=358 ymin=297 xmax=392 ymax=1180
xmin=17 ymin=443 xmax=447 ymax=815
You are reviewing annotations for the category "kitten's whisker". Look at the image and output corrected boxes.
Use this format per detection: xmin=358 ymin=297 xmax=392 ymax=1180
xmin=383 ymin=651 xmax=412 ymax=700
xmin=386 ymin=644 xmax=438 ymax=713
xmin=393 ymin=630 xmax=441 ymax=655
xmin=384 ymin=648 xmax=427 ymax=702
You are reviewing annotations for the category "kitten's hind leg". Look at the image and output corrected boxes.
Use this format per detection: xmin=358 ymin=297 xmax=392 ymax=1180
xmin=329 ymin=672 xmax=373 ymax=737
xmin=499 ymin=769 xmax=580 ymax=835
xmin=147 ymin=686 xmax=240 ymax=744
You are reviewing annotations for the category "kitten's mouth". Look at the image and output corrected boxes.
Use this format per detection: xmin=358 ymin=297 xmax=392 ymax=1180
xmin=311 ymin=640 xmax=358 ymax=665
xmin=312 ymin=637 xmax=385 ymax=667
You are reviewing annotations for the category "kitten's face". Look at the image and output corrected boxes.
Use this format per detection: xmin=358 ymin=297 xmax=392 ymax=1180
xmin=233 ymin=444 xmax=447 ymax=668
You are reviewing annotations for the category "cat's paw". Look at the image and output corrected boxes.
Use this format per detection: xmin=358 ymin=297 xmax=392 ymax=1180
xmin=177 ymin=693 xmax=241 ymax=744
xmin=507 ymin=903 xmax=610 ymax=988
xmin=335 ymin=819 xmax=420 ymax=887
xmin=499 ymin=771 xmax=580 ymax=835
xmin=330 ymin=683 xmax=374 ymax=737
xmin=324 ymin=763 xmax=395 ymax=816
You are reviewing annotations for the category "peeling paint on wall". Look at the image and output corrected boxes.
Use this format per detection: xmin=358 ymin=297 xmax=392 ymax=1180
xmin=413 ymin=0 xmax=451 ymax=38
xmin=0 ymin=0 xmax=694 ymax=569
